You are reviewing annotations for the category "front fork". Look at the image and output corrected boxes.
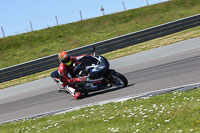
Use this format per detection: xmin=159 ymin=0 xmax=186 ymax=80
xmin=105 ymin=69 xmax=116 ymax=86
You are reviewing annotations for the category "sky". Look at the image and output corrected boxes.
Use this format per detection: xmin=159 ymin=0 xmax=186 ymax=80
xmin=0 ymin=0 xmax=167 ymax=38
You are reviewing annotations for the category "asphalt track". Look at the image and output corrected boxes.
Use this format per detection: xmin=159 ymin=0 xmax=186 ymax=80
xmin=0 ymin=37 xmax=200 ymax=123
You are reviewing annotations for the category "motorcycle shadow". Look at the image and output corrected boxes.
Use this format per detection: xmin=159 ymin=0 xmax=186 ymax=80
xmin=83 ymin=83 xmax=135 ymax=99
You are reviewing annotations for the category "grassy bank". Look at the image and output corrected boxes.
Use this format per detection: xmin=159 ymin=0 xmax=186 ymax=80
xmin=1 ymin=88 xmax=200 ymax=132
xmin=0 ymin=0 xmax=200 ymax=69
xmin=1 ymin=26 xmax=200 ymax=90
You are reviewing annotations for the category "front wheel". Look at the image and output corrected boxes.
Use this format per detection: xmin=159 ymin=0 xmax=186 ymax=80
xmin=110 ymin=71 xmax=128 ymax=88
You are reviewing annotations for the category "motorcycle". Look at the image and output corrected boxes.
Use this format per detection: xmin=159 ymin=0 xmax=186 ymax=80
xmin=72 ymin=46 xmax=128 ymax=97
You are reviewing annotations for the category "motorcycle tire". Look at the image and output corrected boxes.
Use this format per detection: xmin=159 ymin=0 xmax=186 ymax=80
xmin=110 ymin=71 xmax=128 ymax=88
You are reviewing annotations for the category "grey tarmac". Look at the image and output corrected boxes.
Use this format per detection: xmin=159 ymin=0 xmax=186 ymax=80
xmin=0 ymin=37 xmax=200 ymax=123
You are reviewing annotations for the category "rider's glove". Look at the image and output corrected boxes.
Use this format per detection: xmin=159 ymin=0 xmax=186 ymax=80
xmin=81 ymin=76 xmax=89 ymax=82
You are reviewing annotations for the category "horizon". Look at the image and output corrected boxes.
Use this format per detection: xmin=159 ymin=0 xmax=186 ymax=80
xmin=0 ymin=0 xmax=167 ymax=38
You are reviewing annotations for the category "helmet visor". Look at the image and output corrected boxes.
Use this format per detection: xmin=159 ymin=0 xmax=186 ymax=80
xmin=64 ymin=56 xmax=71 ymax=66
xmin=66 ymin=60 xmax=72 ymax=66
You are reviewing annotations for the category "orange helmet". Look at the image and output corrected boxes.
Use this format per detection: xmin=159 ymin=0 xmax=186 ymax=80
xmin=58 ymin=51 xmax=71 ymax=65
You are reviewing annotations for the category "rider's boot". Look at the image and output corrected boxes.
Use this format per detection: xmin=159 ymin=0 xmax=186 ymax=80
xmin=74 ymin=91 xmax=82 ymax=99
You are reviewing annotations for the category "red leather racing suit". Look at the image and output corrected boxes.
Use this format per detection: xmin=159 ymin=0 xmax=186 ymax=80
xmin=58 ymin=55 xmax=86 ymax=88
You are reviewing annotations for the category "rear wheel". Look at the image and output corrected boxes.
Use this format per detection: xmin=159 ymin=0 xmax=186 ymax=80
xmin=110 ymin=71 xmax=128 ymax=88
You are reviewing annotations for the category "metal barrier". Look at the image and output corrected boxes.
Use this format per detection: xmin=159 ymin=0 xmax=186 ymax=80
xmin=0 ymin=14 xmax=200 ymax=83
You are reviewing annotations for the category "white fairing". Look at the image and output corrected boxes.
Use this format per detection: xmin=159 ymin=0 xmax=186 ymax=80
xmin=85 ymin=56 xmax=106 ymax=73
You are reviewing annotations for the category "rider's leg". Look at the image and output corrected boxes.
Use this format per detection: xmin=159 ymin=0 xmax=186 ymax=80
xmin=51 ymin=70 xmax=67 ymax=92
xmin=50 ymin=70 xmax=60 ymax=83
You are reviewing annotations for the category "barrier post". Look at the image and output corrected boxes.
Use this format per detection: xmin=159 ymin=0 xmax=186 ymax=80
xmin=29 ymin=21 xmax=33 ymax=32
xmin=146 ymin=0 xmax=149 ymax=6
xmin=100 ymin=6 xmax=105 ymax=16
xmin=80 ymin=10 xmax=83 ymax=21
xmin=122 ymin=1 xmax=126 ymax=11
xmin=1 ymin=26 xmax=5 ymax=38
xmin=55 ymin=16 xmax=59 ymax=26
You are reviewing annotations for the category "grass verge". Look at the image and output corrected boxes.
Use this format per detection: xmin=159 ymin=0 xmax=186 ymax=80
xmin=1 ymin=26 xmax=200 ymax=90
xmin=0 ymin=0 xmax=200 ymax=68
xmin=0 ymin=88 xmax=200 ymax=132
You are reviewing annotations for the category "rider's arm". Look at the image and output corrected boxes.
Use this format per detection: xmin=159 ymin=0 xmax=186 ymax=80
xmin=58 ymin=72 xmax=63 ymax=83
xmin=66 ymin=76 xmax=86 ymax=83
xmin=58 ymin=63 xmax=67 ymax=86
xmin=71 ymin=55 xmax=86 ymax=62
xmin=58 ymin=67 xmax=86 ymax=87
xmin=61 ymin=74 xmax=87 ymax=87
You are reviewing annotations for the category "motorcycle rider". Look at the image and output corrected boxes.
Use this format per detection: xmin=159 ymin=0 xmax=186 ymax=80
xmin=50 ymin=51 xmax=87 ymax=99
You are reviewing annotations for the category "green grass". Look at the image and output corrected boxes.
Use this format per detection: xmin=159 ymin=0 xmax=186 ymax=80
xmin=0 ymin=0 xmax=200 ymax=69
xmin=1 ymin=88 xmax=200 ymax=132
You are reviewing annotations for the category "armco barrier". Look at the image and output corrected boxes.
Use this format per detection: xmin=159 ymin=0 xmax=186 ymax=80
xmin=0 ymin=14 xmax=200 ymax=83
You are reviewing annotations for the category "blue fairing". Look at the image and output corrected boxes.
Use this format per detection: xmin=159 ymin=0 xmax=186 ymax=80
xmin=74 ymin=55 xmax=110 ymax=91
xmin=74 ymin=55 xmax=109 ymax=78
xmin=88 ymin=56 xmax=109 ymax=79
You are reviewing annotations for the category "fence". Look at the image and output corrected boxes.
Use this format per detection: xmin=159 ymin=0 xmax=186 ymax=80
xmin=0 ymin=14 xmax=199 ymax=83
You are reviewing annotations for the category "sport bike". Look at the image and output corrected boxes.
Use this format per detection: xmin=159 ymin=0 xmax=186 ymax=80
xmin=72 ymin=47 xmax=128 ymax=96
